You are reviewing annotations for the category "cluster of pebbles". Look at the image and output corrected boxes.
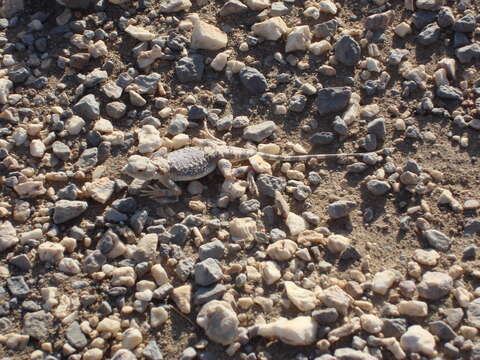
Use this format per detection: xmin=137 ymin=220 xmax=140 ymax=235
xmin=0 ymin=0 xmax=480 ymax=359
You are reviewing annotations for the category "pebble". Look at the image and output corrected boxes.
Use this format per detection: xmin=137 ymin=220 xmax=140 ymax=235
xmin=284 ymin=281 xmax=316 ymax=311
xmin=400 ymin=325 xmax=436 ymax=357
xmin=252 ymin=17 xmax=288 ymax=41
xmin=334 ymin=36 xmax=361 ymax=66
xmin=190 ymin=17 xmax=228 ymax=50
xmin=196 ymin=300 xmax=239 ymax=345
xmin=256 ymin=316 xmax=317 ymax=346
xmin=417 ymin=271 xmax=453 ymax=300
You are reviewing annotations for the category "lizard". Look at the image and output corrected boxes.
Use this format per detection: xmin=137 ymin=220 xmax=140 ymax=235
xmin=122 ymin=138 xmax=390 ymax=201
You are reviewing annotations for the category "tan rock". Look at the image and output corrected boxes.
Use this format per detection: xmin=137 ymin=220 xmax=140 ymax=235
xmin=252 ymin=17 xmax=288 ymax=41
xmin=266 ymin=239 xmax=297 ymax=261
xmin=125 ymin=25 xmax=156 ymax=41
xmin=284 ymin=281 xmax=317 ymax=311
xmin=400 ymin=325 xmax=436 ymax=357
xmin=256 ymin=316 xmax=317 ymax=346
xmin=172 ymin=284 xmax=191 ymax=314
xmin=190 ymin=18 xmax=227 ymax=50
xmin=285 ymin=25 xmax=311 ymax=53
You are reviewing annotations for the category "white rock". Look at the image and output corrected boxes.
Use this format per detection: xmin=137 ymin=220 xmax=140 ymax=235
xmin=261 ymin=261 xmax=281 ymax=285
xmin=89 ymin=40 xmax=108 ymax=58
xmin=30 ymin=139 xmax=46 ymax=158
xmin=284 ymin=281 xmax=317 ymax=311
xmin=137 ymin=45 xmax=164 ymax=69
xmin=413 ymin=249 xmax=439 ymax=266
xmin=97 ymin=317 xmax=121 ymax=333
xmin=286 ymin=212 xmax=306 ymax=236
xmin=111 ymin=267 xmax=136 ymax=287
xmin=285 ymin=25 xmax=311 ymax=53
xmin=86 ymin=177 xmax=115 ymax=204
xmin=246 ymin=0 xmax=270 ymax=10
xmin=266 ymin=239 xmax=297 ymax=261
xmin=304 ymin=6 xmax=319 ymax=20
xmin=83 ymin=348 xmax=103 ymax=360
xmin=309 ymin=40 xmax=332 ymax=56
xmin=197 ymin=300 xmax=239 ymax=345
xmin=211 ymin=50 xmax=231 ymax=71
xmin=14 ymin=181 xmax=46 ymax=198
xmin=159 ymin=0 xmax=192 ymax=12
xmin=318 ymin=0 xmax=337 ymax=14
xmin=397 ymin=300 xmax=428 ymax=317
xmin=38 ymin=242 xmax=65 ymax=263
xmin=400 ymin=325 xmax=436 ymax=357
xmin=93 ymin=118 xmax=113 ymax=134
xmin=190 ymin=18 xmax=227 ymax=50
xmin=122 ymin=328 xmax=143 ymax=349
xmin=372 ymin=270 xmax=397 ymax=295
xmin=150 ymin=306 xmax=169 ymax=327
xmin=319 ymin=285 xmax=352 ymax=315
xmin=57 ymin=258 xmax=81 ymax=275
xmin=395 ymin=22 xmax=412 ymax=37
xmin=256 ymin=316 xmax=317 ymax=346
xmin=229 ymin=217 xmax=257 ymax=242
xmin=172 ymin=284 xmax=191 ymax=314
xmin=252 ymin=17 xmax=288 ymax=41
xmin=65 ymin=115 xmax=85 ymax=135
xmin=0 ymin=78 xmax=13 ymax=104
xmin=0 ymin=221 xmax=18 ymax=252
xmin=327 ymin=234 xmax=351 ymax=254
xmin=125 ymin=25 xmax=156 ymax=41
xmin=360 ymin=314 xmax=383 ymax=334
xmin=138 ymin=125 xmax=162 ymax=153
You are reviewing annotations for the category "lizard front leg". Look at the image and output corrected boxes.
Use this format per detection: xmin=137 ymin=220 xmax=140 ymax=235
xmin=217 ymin=159 xmax=234 ymax=180
xmin=140 ymin=184 xmax=179 ymax=203
xmin=158 ymin=175 xmax=182 ymax=196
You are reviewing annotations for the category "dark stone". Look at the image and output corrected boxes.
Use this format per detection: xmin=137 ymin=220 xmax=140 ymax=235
xmin=382 ymin=318 xmax=407 ymax=338
xmin=334 ymin=36 xmax=361 ymax=66
xmin=239 ymin=67 xmax=268 ymax=94
xmin=7 ymin=276 xmax=30 ymax=297
xmin=175 ymin=55 xmax=204 ymax=83
xmin=315 ymin=87 xmax=351 ymax=115
xmin=66 ymin=321 xmax=88 ymax=349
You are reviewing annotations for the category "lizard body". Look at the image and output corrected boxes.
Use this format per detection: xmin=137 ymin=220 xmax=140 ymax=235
xmin=123 ymin=144 xmax=387 ymax=200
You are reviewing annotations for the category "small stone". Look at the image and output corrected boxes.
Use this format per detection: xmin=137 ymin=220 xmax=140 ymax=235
xmin=73 ymin=94 xmax=100 ymax=120
xmin=365 ymin=10 xmax=394 ymax=31
xmin=360 ymin=314 xmax=383 ymax=334
xmin=397 ymin=300 xmax=428 ymax=317
xmin=334 ymin=36 xmax=361 ymax=66
xmin=284 ymin=281 xmax=316 ymax=311
xmin=122 ymin=328 xmax=143 ymax=350
xmin=176 ymin=55 xmax=204 ymax=83
xmin=267 ymin=239 xmax=297 ymax=261
xmin=143 ymin=340 xmax=163 ymax=360
xmin=196 ymin=300 xmax=239 ymax=345
xmin=400 ymin=325 xmax=436 ymax=357
xmin=417 ymin=271 xmax=453 ymax=300
xmin=327 ymin=234 xmax=351 ymax=254
xmin=429 ymin=320 xmax=456 ymax=340
xmin=172 ymin=285 xmax=191 ymax=314
xmin=86 ymin=177 xmax=115 ymax=204
xmin=194 ymin=258 xmax=223 ymax=286
xmin=53 ymin=200 xmax=88 ymax=224
xmin=252 ymin=17 xmax=288 ymax=41
xmin=125 ymin=25 xmax=155 ymax=41
xmin=66 ymin=321 xmax=88 ymax=349
xmin=327 ymin=200 xmax=356 ymax=219
xmin=315 ymin=87 xmax=351 ymax=115
xmin=424 ymin=229 xmax=451 ymax=251
xmin=286 ymin=212 xmax=306 ymax=236
xmin=285 ymin=25 xmax=311 ymax=53
xmin=413 ymin=249 xmax=440 ymax=266
xmin=256 ymin=316 xmax=318 ymax=346
xmin=239 ymin=67 xmax=268 ymax=94
xmin=23 ymin=311 xmax=53 ymax=340
xmin=372 ymin=270 xmax=397 ymax=295
xmin=243 ymin=121 xmax=277 ymax=142
xmin=7 ymin=276 xmax=30 ymax=297
xmin=159 ymin=0 xmax=191 ymax=12
xmin=366 ymin=180 xmax=391 ymax=196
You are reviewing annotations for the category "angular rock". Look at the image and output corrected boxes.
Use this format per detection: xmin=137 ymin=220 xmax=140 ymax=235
xmin=334 ymin=36 xmax=361 ymax=66
xmin=196 ymin=300 xmax=239 ymax=345
xmin=239 ymin=67 xmax=268 ymax=94
xmin=53 ymin=200 xmax=88 ymax=224
xmin=316 ymin=87 xmax=351 ymax=115
xmin=190 ymin=19 xmax=227 ymax=50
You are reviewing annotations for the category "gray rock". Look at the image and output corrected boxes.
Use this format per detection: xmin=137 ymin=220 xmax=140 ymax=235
xmin=9 ymin=254 xmax=32 ymax=271
xmin=7 ymin=276 xmax=30 ymax=297
xmin=464 ymin=219 xmax=480 ymax=237
xmin=467 ymin=298 xmax=480 ymax=328
xmin=23 ymin=310 xmax=53 ymax=340
xmin=73 ymin=94 xmax=100 ymax=120
xmin=313 ymin=19 xmax=338 ymax=39
xmin=456 ymin=43 xmax=480 ymax=64
xmin=66 ymin=321 xmax=88 ymax=349
xmin=436 ymin=85 xmax=464 ymax=102
xmin=365 ymin=11 xmax=394 ymax=31
xmin=170 ymin=224 xmax=190 ymax=245
xmin=256 ymin=174 xmax=287 ymax=197
xmin=219 ymin=0 xmax=248 ymax=16
xmin=239 ymin=67 xmax=268 ymax=94
xmin=194 ymin=283 xmax=227 ymax=305
xmin=312 ymin=308 xmax=339 ymax=324
xmin=243 ymin=121 xmax=277 ymax=142
xmin=315 ymin=87 xmax=351 ymax=115
xmin=175 ymin=55 xmax=204 ymax=83
xmin=76 ymin=147 xmax=98 ymax=171
xmin=417 ymin=22 xmax=441 ymax=45
xmin=424 ymin=229 xmax=451 ymax=251
xmin=310 ymin=132 xmax=335 ymax=145
xmin=327 ymin=200 xmax=357 ymax=219
xmin=168 ymin=114 xmax=189 ymax=136
xmin=367 ymin=118 xmax=386 ymax=139
xmin=1 ymin=0 xmax=24 ymax=17
xmin=83 ymin=250 xmax=106 ymax=274
xmin=9 ymin=67 xmax=30 ymax=84
xmin=429 ymin=320 xmax=456 ymax=340
xmin=130 ymin=209 xmax=148 ymax=235
xmin=180 ymin=347 xmax=197 ymax=360
xmin=194 ymin=258 xmax=223 ymax=286
xmin=106 ymin=101 xmax=127 ymax=119
xmin=84 ymin=69 xmax=108 ymax=88
xmin=53 ymin=200 xmax=88 ymax=224
xmin=334 ymin=36 xmax=361 ymax=66
xmin=453 ymin=13 xmax=476 ymax=33
xmin=382 ymin=318 xmax=407 ymax=338
xmin=444 ymin=308 xmax=464 ymax=329
xmin=347 ymin=162 xmax=368 ymax=173
xmin=143 ymin=340 xmax=163 ymax=360
xmin=199 ymin=240 xmax=225 ymax=260
xmin=388 ymin=49 xmax=410 ymax=65
xmin=175 ymin=258 xmax=195 ymax=281
xmin=417 ymin=271 xmax=453 ymax=300
xmin=437 ymin=7 xmax=454 ymax=28
xmin=134 ymin=73 xmax=162 ymax=94
xmin=335 ymin=348 xmax=376 ymax=360
xmin=289 ymin=94 xmax=307 ymax=113
xmin=412 ymin=10 xmax=437 ymax=29
xmin=416 ymin=0 xmax=443 ymax=11
xmin=366 ymin=180 xmax=391 ymax=196
xmin=52 ymin=141 xmax=71 ymax=161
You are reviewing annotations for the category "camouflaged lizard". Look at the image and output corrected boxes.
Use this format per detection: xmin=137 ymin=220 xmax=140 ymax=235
xmin=122 ymin=139 xmax=388 ymax=201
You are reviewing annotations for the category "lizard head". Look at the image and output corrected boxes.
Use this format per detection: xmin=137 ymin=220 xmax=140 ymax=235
xmin=122 ymin=155 xmax=159 ymax=181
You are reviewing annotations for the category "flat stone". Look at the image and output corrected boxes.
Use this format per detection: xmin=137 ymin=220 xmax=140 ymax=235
xmin=429 ymin=320 xmax=456 ymax=340
xmin=243 ymin=121 xmax=277 ymax=142
xmin=315 ymin=87 xmax=351 ymax=115
xmin=424 ymin=229 xmax=451 ymax=251
xmin=66 ymin=321 xmax=88 ymax=349
xmin=196 ymin=300 xmax=239 ymax=345
xmin=327 ymin=200 xmax=357 ymax=219
xmin=190 ymin=19 xmax=227 ymax=51
xmin=159 ymin=0 xmax=191 ymax=12
xmin=194 ymin=258 xmax=223 ymax=286
xmin=194 ymin=283 xmax=226 ymax=305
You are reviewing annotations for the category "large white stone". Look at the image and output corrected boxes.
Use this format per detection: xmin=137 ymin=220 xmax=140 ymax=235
xmin=197 ymin=300 xmax=239 ymax=345
xmin=285 ymin=25 xmax=311 ymax=53
xmin=256 ymin=316 xmax=317 ymax=346
xmin=400 ymin=325 xmax=436 ymax=357
xmin=125 ymin=25 xmax=156 ymax=41
xmin=284 ymin=281 xmax=317 ymax=311
xmin=190 ymin=18 xmax=227 ymax=50
xmin=252 ymin=17 xmax=288 ymax=41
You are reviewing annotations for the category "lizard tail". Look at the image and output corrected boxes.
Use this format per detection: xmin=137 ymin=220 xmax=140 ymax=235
xmin=259 ymin=149 xmax=388 ymax=162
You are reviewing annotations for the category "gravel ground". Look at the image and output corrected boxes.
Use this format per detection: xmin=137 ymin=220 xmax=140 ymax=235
xmin=0 ymin=0 xmax=480 ymax=359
